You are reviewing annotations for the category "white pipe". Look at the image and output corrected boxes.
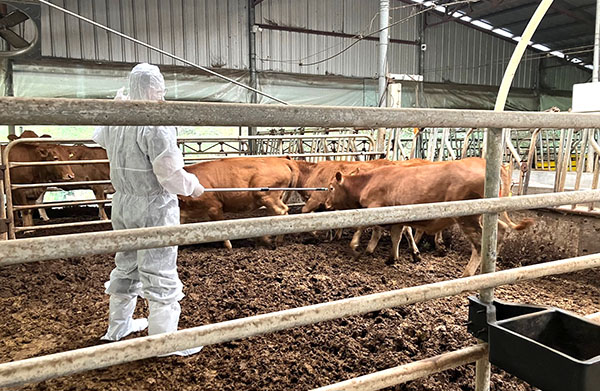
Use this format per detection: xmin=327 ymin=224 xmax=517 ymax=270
xmin=494 ymin=0 xmax=554 ymax=112
xmin=482 ymin=2 xmax=555 ymax=390
xmin=378 ymin=0 xmax=389 ymax=107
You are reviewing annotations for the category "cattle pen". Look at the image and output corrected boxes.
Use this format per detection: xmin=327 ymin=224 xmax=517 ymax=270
xmin=1 ymin=97 xmax=600 ymax=390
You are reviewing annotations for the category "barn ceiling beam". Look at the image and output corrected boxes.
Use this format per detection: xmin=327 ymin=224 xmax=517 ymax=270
xmin=256 ymin=23 xmax=420 ymax=46
xmin=471 ymin=2 xmax=537 ymax=21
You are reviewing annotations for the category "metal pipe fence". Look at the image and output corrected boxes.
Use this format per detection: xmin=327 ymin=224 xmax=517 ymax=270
xmin=2 ymin=253 xmax=600 ymax=388
xmin=1 ymin=134 xmax=379 ymax=239
xmin=2 ymin=189 xmax=600 ymax=266
xmin=2 ymin=98 xmax=600 ymax=390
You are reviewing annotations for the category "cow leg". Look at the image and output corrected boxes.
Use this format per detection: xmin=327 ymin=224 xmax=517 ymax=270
xmin=206 ymin=206 xmax=232 ymax=250
xmin=333 ymin=228 xmax=343 ymax=240
xmin=413 ymin=229 xmax=424 ymax=245
xmin=93 ymin=186 xmax=109 ymax=220
xmin=403 ymin=226 xmax=421 ymax=262
xmin=21 ymin=210 xmax=34 ymax=227
xmin=386 ymin=224 xmax=405 ymax=265
xmin=456 ymin=216 xmax=483 ymax=277
xmin=365 ymin=226 xmax=384 ymax=254
xmin=36 ymin=193 xmax=50 ymax=221
xmin=434 ymin=231 xmax=447 ymax=256
xmin=260 ymin=194 xmax=288 ymax=247
xmin=349 ymin=227 xmax=363 ymax=257
xmin=326 ymin=228 xmax=342 ymax=242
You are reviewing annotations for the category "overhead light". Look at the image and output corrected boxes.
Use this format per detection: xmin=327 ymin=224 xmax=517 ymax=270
xmin=452 ymin=11 xmax=464 ymax=18
xmin=435 ymin=5 xmax=446 ymax=12
xmin=493 ymin=28 xmax=513 ymax=38
xmin=532 ymin=43 xmax=551 ymax=52
xmin=572 ymin=58 xmax=582 ymax=64
xmin=460 ymin=15 xmax=472 ymax=22
xmin=550 ymin=51 xmax=565 ymax=58
xmin=585 ymin=64 xmax=594 ymax=70
xmin=471 ymin=20 xmax=493 ymax=30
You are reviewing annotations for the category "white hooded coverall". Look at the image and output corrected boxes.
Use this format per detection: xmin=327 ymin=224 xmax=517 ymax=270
xmin=93 ymin=63 xmax=204 ymax=356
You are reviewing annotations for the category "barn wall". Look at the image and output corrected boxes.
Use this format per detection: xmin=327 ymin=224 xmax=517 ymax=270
xmin=540 ymin=57 xmax=591 ymax=91
xmin=40 ymin=0 xmax=249 ymax=69
xmin=254 ymin=0 xmax=419 ymax=78
xmin=9 ymin=0 xmax=588 ymax=108
xmin=423 ymin=14 xmax=539 ymax=89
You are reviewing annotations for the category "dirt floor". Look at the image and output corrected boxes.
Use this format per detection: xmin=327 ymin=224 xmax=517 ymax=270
xmin=2 ymin=207 xmax=600 ymax=391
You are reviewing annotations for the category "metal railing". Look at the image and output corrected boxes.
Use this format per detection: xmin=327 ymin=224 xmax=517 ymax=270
xmin=1 ymin=97 xmax=600 ymax=390
xmin=178 ymin=134 xmax=378 ymax=162
xmin=2 ymin=133 xmax=379 ymax=239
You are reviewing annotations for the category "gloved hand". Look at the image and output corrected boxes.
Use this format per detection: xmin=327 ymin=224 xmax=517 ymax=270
xmin=191 ymin=183 xmax=205 ymax=197
xmin=114 ymin=87 xmax=128 ymax=101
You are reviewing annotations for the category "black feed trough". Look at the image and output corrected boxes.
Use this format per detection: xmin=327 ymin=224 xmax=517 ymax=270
xmin=467 ymin=296 xmax=600 ymax=391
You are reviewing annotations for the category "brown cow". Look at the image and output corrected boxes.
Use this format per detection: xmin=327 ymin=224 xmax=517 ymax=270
xmin=296 ymin=158 xmax=430 ymax=255
xmin=324 ymin=157 xmax=533 ymax=276
xmin=3 ymin=132 xmax=75 ymax=227
xmin=62 ymin=145 xmax=114 ymax=220
xmin=179 ymin=157 xmax=300 ymax=249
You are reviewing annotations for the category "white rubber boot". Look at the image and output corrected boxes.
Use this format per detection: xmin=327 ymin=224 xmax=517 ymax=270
xmin=148 ymin=301 xmax=203 ymax=357
xmin=101 ymin=294 xmax=148 ymax=341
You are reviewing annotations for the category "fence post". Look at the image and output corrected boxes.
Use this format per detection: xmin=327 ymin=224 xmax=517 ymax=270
xmin=475 ymin=127 xmax=503 ymax=391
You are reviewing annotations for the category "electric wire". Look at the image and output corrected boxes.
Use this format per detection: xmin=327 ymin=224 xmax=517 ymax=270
xmin=37 ymin=0 xmax=289 ymax=105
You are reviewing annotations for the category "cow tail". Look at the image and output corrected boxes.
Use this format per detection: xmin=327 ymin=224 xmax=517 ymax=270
xmin=501 ymin=211 xmax=535 ymax=231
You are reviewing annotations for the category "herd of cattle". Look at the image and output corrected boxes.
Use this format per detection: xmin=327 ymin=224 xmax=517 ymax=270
xmin=2 ymin=131 xmax=533 ymax=276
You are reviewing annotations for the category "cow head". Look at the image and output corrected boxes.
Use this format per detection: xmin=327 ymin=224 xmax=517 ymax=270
xmin=324 ymin=171 xmax=352 ymax=210
xmin=35 ymin=144 xmax=76 ymax=181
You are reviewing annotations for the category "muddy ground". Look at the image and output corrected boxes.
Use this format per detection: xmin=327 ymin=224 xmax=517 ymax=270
xmin=1 ymin=207 xmax=599 ymax=390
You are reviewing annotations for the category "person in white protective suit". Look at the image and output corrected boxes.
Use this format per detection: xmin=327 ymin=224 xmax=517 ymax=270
xmin=93 ymin=63 xmax=205 ymax=356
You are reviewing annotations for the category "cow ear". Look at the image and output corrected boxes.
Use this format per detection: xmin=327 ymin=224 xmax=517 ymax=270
xmin=7 ymin=134 xmax=17 ymax=141
xmin=349 ymin=168 xmax=360 ymax=176
xmin=335 ymin=171 xmax=344 ymax=183
xmin=36 ymin=147 xmax=50 ymax=158
xmin=40 ymin=134 xmax=51 ymax=138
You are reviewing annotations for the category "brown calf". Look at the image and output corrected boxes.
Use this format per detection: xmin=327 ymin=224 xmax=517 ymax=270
xmin=179 ymin=157 xmax=300 ymax=249
xmin=324 ymin=157 xmax=533 ymax=276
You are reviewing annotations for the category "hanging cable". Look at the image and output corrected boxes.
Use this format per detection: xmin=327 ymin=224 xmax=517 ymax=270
xmin=37 ymin=0 xmax=289 ymax=105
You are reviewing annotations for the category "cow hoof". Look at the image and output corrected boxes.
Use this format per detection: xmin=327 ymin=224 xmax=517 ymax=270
xmin=410 ymin=252 xmax=421 ymax=263
xmin=348 ymin=248 xmax=361 ymax=259
xmin=434 ymin=247 xmax=447 ymax=257
xmin=385 ymin=257 xmax=397 ymax=266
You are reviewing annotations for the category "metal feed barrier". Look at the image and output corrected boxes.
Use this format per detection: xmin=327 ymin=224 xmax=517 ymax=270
xmin=1 ymin=98 xmax=600 ymax=390
xmin=179 ymin=134 xmax=378 ymax=162
xmin=1 ymin=134 xmax=378 ymax=239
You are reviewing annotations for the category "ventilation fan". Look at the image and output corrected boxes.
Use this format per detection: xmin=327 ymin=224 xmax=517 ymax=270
xmin=0 ymin=1 xmax=40 ymax=58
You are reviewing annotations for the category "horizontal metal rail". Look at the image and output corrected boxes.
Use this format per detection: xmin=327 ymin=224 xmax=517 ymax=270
xmin=204 ymin=187 xmax=327 ymax=192
xmin=182 ymin=152 xmax=383 ymax=160
xmin=1 ymin=98 xmax=600 ymax=128
xmin=10 ymin=159 xmax=108 ymax=167
xmin=1 ymin=189 xmax=600 ymax=266
xmin=11 ymin=180 xmax=111 ymax=190
xmin=13 ymin=199 xmax=111 ymax=211
xmin=315 ymin=308 xmax=600 ymax=391
xmin=1 ymin=253 xmax=599 ymax=388
xmin=314 ymin=345 xmax=489 ymax=391
xmin=178 ymin=135 xmax=375 ymax=141
xmin=13 ymin=220 xmax=112 ymax=233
